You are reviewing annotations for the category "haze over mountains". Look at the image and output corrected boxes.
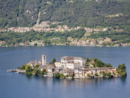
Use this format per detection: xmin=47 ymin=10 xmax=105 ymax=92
xmin=0 ymin=0 xmax=130 ymax=31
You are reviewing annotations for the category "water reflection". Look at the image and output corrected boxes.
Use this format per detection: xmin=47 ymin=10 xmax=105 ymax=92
xmin=120 ymin=77 xmax=127 ymax=85
xmin=25 ymin=74 xmax=33 ymax=80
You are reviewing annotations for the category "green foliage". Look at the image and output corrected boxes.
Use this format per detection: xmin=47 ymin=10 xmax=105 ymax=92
xmin=87 ymin=74 xmax=91 ymax=77
xmin=102 ymin=71 xmax=112 ymax=77
xmin=107 ymin=73 xmax=112 ymax=77
xmin=1 ymin=0 xmax=130 ymax=45
xmin=95 ymin=73 xmax=99 ymax=76
xmin=26 ymin=65 xmax=33 ymax=75
xmin=86 ymin=57 xmax=90 ymax=63
xmin=89 ymin=31 xmax=130 ymax=43
xmin=34 ymin=43 xmax=37 ymax=46
xmin=55 ymin=73 xmax=64 ymax=78
xmin=93 ymin=58 xmax=113 ymax=67
xmin=52 ymin=58 xmax=56 ymax=64
xmin=1 ymin=0 xmax=130 ymax=29
xmin=55 ymin=73 xmax=60 ymax=78
xmin=18 ymin=65 xmax=26 ymax=70
xmin=60 ymin=74 xmax=64 ymax=78
xmin=44 ymin=40 xmax=51 ymax=46
xmin=34 ymin=64 xmax=39 ymax=69
xmin=117 ymin=63 xmax=127 ymax=76
xmin=0 ymin=31 xmax=45 ymax=45
xmin=34 ymin=69 xmax=41 ymax=76
xmin=65 ymin=74 xmax=69 ymax=77
xmin=40 ymin=69 xmax=47 ymax=75
xmin=102 ymin=71 xmax=107 ymax=77
xmin=0 ymin=28 xmax=85 ymax=46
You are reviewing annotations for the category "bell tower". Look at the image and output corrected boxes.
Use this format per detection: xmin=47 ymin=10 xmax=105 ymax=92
xmin=42 ymin=54 xmax=46 ymax=65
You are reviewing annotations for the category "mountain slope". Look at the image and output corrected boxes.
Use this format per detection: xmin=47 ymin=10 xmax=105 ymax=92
xmin=0 ymin=0 xmax=130 ymax=31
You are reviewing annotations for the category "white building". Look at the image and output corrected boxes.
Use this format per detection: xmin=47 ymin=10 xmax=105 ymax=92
xmin=55 ymin=56 xmax=86 ymax=69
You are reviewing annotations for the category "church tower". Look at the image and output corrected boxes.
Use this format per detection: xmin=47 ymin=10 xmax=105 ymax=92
xmin=42 ymin=54 xmax=46 ymax=65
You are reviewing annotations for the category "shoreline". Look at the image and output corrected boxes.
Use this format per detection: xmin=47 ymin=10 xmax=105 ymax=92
xmin=7 ymin=69 xmax=123 ymax=79
xmin=1 ymin=45 xmax=130 ymax=48
xmin=7 ymin=55 xmax=127 ymax=79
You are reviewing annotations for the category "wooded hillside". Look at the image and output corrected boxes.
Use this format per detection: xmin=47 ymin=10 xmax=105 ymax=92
xmin=0 ymin=0 xmax=130 ymax=31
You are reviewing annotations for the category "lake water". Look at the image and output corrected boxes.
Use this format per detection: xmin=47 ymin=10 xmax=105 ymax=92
xmin=0 ymin=46 xmax=130 ymax=98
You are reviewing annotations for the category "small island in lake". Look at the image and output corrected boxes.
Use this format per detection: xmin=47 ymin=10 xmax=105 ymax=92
xmin=15 ymin=54 xmax=127 ymax=79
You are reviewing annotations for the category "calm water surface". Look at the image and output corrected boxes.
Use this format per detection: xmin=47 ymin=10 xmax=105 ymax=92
xmin=0 ymin=46 xmax=130 ymax=98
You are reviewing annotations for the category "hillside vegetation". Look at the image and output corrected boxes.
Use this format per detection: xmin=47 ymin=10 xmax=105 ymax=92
xmin=0 ymin=0 xmax=130 ymax=31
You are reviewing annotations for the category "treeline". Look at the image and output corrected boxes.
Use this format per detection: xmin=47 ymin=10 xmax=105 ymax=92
xmin=0 ymin=0 xmax=130 ymax=31
xmin=89 ymin=30 xmax=130 ymax=43
xmin=86 ymin=58 xmax=113 ymax=67
xmin=0 ymin=28 xmax=85 ymax=45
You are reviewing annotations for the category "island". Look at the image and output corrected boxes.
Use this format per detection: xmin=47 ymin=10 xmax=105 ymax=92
xmin=13 ymin=54 xmax=127 ymax=79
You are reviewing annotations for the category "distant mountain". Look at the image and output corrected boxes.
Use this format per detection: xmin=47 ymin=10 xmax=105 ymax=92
xmin=0 ymin=0 xmax=130 ymax=31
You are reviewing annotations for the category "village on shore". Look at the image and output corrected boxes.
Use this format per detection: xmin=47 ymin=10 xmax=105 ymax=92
xmin=0 ymin=21 xmax=130 ymax=47
xmin=7 ymin=54 xmax=127 ymax=79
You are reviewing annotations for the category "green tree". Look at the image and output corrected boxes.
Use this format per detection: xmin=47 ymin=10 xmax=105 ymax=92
xmin=55 ymin=73 xmax=60 ymax=78
xmin=34 ymin=64 xmax=39 ymax=69
xmin=87 ymin=57 xmax=90 ymax=63
xmin=34 ymin=43 xmax=37 ymax=46
xmin=60 ymin=74 xmax=64 ymax=78
xmin=18 ymin=65 xmax=26 ymax=70
xmin=40 ymin=69 xmax=47 ymax=75
xmin=34 ymin=69 xmax=41 ymax=76
xmin=52 ymin=58 xmax=56 ymax=64
xmin=117 ymin=63 xmax=127 ymax=76
xmin=87 ymin=74 xmax=91 ymax=77
xmin=95 ymin=73 xmax=99 ymax=76
xmin=26 ymin=65 xmax=33 ymax=74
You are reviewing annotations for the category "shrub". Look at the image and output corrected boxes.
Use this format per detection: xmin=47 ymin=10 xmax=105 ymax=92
xmin=87 ymin=74 xmax=91 ymax=77
xmin=55 ymin=73 xmax=60 ymax=78
xmin=95 ymin=73 xmax=99 ymax=76
xmin=34 ymin=69 xmax=41 ymax=76
xmin=26 ymin=65 xmax=33 ymax=75
xmin=60 ymin=74 xmax=64 ymax=78
xmin=40 ymin=69 xmax=47 ymax=75
xmin=18 ymin=65 xmax=26 ymax=70
xmin=117 ymin=64 xmax=127 ymax=76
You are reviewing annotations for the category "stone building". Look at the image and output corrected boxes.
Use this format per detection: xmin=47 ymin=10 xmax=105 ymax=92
xmin=55 ymin=56 xmax=86 ymax=69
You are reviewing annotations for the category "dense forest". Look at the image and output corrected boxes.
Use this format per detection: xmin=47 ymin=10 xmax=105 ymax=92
xmin=0 ymin=0 xmax=130 ymax=31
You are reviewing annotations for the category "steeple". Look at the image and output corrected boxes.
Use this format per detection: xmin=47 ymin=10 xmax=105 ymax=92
xmin=42 ymin=54 xmax=46 ymax=65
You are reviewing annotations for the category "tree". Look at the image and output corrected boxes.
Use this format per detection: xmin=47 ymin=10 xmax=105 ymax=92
xmin=40 ymin=69 xmax=47 ymax=75
xmin=87 ymin=74 xmax=91 ymax=77
xmin=87 ymin=57 xmax=90 ymax=62
xmin=52 ymin=58 xmax=56 ymax=64
xmin=34 ymin=64 xmax=39 ymax=69
xmin=34 ymin=69 xmax=41 ymax=76
xmin=34 ymin=43 xmax=37 ymax=46
xmin=18 ymin=65 xmax=26 ymax=70
xmin=26 ymin=65 xmax=33 ymax=74
xmin=117 ymin=63 xmax=127 ymax=76
xmin=55 ymin=73 xmax=60 ymax=78
xmin=60 ymin=74 xmax=64 ymax=78
xmin=107 ymin=63 xmax=112 ymax=67
xmin=95 ymin=73 xmax=99 ymax=76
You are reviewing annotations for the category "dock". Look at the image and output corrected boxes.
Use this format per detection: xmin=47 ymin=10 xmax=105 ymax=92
xmin=7 ymin=69 xmax=26 ymax=73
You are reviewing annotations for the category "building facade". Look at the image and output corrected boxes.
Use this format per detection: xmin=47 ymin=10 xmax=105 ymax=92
xmin=55 ymin=56 xmax=86 ymax=69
